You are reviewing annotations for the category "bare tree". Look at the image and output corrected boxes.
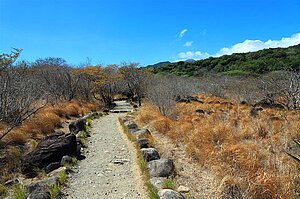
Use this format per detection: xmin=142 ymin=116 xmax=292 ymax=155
xmin=120 ymin=62 xmax=149 ymax=106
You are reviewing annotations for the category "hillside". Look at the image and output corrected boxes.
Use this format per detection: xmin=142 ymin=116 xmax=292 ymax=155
xmin=149 ymin=44 xmax=300 ymax=76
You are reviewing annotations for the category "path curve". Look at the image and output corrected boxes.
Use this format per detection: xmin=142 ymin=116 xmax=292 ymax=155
xmin=64 ymin=101 xmax=146 ymax=199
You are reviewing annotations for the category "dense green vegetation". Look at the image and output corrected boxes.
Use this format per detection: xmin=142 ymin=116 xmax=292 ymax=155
xmin=148 ymin=44 xmax=300 ymax=76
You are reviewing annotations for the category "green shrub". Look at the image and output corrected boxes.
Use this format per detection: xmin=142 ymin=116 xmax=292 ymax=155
xmin=146 ymin=181 xmax=159 ymax=199
xmin=162 ymin=178 xmax=176 ymax=189
xmin=12 ymin=184 xmax=28 ymax=199
xmin=58 ymin=171 xmax=67 ymax=184
xmin=49 ymin=183 xmax=60 ymax=199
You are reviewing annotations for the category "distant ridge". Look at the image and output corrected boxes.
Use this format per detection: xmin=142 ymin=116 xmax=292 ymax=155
xmin=147 ymin=44 xmax=300 ymax=76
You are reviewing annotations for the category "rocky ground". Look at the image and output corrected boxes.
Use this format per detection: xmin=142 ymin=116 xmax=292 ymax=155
xmin=63 ymin=101 xmax=146 ymax=199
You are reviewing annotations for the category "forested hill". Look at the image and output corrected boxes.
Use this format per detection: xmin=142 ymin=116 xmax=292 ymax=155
xmin=148 ymin=44 xmax=300 ymax=76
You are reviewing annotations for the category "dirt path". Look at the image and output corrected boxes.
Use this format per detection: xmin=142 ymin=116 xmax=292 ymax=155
xmin=63 ymin=101 xmax=146 ymax=199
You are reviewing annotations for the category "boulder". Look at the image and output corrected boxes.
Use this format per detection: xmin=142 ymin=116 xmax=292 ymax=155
xmin=124 ymin=121 xmax=138 ymax=132
xmin=138 ymin=138 xmax=149 ymax=148
xmin=141 ymin=148 xmax=160 ymax=162
xmin=27 ymin=177 xmax=58 ymax=199
xmin=69 ymin=118 xmax=86 ymax=134
xmin=21 ymin=132 xmax=77 ymax=177
xmin=45 ymin=162 xmax=60 ymax=173
xmin=27 ymin=190 xmax=50 ymax=199
xmin=158 ymin=189 xmax=185 ymax=199
xmin=147 ymin=159 xmax=174 ymax=177
xmin=60 ymin=155 xmax=72 ymax=166
xmin=132 ymin=129 xmax=151 ymax=139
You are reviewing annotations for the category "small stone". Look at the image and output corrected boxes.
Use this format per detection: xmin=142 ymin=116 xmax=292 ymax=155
xmin=178 ymin=185 xmax=190 ymax=193
xmin=60 ymin=155 xmax=72 ymax=166
xmin=113 ymin=159 xmax=130 ymax=164
xmin=158 ymin=189 xmax=185 ymax=199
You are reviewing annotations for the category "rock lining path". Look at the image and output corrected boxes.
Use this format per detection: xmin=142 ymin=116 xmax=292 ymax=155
xmin=64 ymin=101 xmax=146 ymax=199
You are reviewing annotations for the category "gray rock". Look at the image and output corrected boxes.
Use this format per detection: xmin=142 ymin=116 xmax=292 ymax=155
xmin=27 ymin=191 xmax=50 ymax=199
xmin=47 ymin=167 xmax=67 ymax=178
xmin=147 ymin=159 xmax=174 ymax=177
xmin=138 ymin=138 xmax=149 ymax=148
xmin=124 ymin=121 xmax=138 ymax=132
xmin=45 ymin=162 xmax=60 ymax=173
xmin=141 ymin=148 xmax=160 ymax=162
xmin=45 ymin=176 xmax=59 ymax=185
xmin=60 ymin=155 xmax=72 ymax=166
xmin=27 ymin=177 xmax=58 ymax=199
xmin=150 ymin=177 xmax=167 ymax=190
xmin=120 ymin=116 xmax=130 ymax=123
xmin=21 ymin=132 xmax=77 ymax=177
xmin=158 ymin=189 xmax=185 ymax=199
xmin=132 ymin=129 xmax=151 ymax=139
xmin=69 ymin=118 xmax=86 ymax=134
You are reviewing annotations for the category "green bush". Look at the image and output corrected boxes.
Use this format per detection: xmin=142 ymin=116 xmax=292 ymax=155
xmin=12 ymin=184 xmax=28 ymax=199
xmin=49 ymin=183 xmax=60 ymax=199
xmin=162 ymin=178 xmax=176 ymax=189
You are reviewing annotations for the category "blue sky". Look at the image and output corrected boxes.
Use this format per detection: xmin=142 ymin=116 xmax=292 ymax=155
xmin=1 ymin=0 xmax=300 ymax=66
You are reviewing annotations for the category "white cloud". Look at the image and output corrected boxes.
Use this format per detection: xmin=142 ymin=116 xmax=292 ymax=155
xmin=184 ymin=41 xmax=193 ymax=47
xmin=178 ymin=51 xmax=210 ymax=60
xmin=216 ymin=33 xmax=300 ymax=56
xmin=176 ymin=32 xmax=300 ymax=61
xmin=179 ymin=29 xmax=188 ymax=38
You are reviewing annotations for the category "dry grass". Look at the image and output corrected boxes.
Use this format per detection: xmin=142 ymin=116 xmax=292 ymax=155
xmin=136 ymin=95 xmax=300 ymax=198
xmin=3 ymin=100 xmax=100 ymax=141
xmin=0 ymin=100 xmax=101 ymax=184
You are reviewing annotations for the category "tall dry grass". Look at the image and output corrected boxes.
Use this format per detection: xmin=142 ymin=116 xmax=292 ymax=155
xmin=136 ymin=95 xmax=300 ymax=198
xmin=4 ymin=100 xmax=100 ymax=142
xmin=0 ymin=100 xmax=100 ymax=184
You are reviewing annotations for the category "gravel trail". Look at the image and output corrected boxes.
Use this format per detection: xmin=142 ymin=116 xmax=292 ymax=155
xmin=64 ymin=101 xmax=146 ymax=199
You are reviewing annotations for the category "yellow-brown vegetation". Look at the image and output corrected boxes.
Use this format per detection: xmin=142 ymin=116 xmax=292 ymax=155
xmin=0 ymin=100 xmax=101 ymax=184
xmin=136 ymin=95 xmax=300 ymax=198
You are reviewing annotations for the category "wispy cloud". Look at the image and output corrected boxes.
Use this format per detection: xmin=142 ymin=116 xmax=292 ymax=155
xmin=184 ymin=41 xmax=193 ymax=47
xmin=176 ymin=32 xmax=300 ymax=61
xmin=178 ymin=51 xmax=210 ymax=60
xmin=178 ymin=29 xmax=188 ymax=38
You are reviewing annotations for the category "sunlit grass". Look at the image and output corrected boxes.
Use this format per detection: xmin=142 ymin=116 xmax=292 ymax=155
xmin=136 ymin=95 xmax=300 ymax=198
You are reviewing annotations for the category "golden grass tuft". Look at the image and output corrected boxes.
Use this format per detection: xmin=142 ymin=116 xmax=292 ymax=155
xmin=6 ymin=129 xmax=28 ymax=144
xmin=64 ymin=102 xmax=80 ymax=117
xmin=0 ymin=100 xmax=101 ymax=184
xmin=137 ymin=95 xmax=300 ymax=198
